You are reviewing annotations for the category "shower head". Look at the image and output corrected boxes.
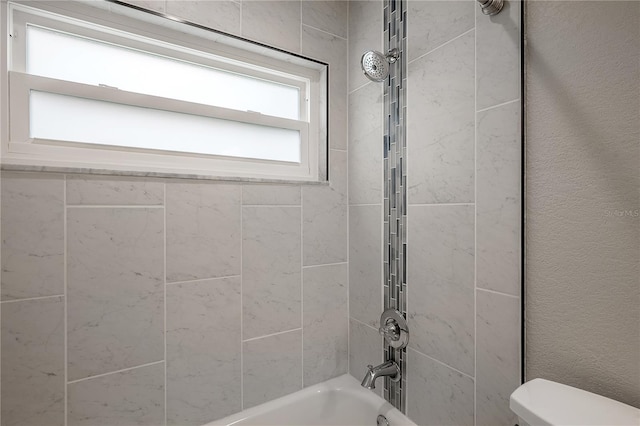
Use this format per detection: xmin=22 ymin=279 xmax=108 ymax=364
xmin=360 ymin=48 xmax=400 ymax=82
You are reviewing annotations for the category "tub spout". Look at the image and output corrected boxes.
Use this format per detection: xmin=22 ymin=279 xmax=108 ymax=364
xmin=360 ymin=361 xmax=401 ymax=389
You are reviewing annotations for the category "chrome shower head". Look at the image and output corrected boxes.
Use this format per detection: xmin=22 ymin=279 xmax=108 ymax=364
xmin=360 ymin=48 xmax=399 ymax=82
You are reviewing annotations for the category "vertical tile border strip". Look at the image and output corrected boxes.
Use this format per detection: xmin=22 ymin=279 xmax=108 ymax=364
xmin=383 ymin=0 xmax=407 ymax=413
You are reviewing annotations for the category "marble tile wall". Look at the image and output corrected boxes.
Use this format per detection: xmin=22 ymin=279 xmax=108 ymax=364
xmin=0 ymin=173 xmax=348 ymax=425
xmin=348 ymin=1 xmax=522 ymax=425
xmin=0 ymin=1 xmax=349 ymax=425
xmin=347 ymin=0 xmax=385 ymax=387
xmin=405 ymin=1 xmax=522 ymax=425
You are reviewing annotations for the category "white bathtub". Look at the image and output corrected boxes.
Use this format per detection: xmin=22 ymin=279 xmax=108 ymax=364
xmin=206 ymin=374 xmax=416 ymax=426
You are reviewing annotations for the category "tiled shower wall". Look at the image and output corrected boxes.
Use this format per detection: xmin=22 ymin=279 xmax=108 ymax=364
xmin=348 ymin=1 xmax=522 ymax=425
xmin=0 ymin=1 xmax=349 ymax=425
xmin=347 ymin=0 xmax=385 ymax=397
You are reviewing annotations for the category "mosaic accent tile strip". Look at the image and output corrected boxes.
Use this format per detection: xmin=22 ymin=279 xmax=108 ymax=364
xmin=383 ymin=0 xmax=407 ymax=413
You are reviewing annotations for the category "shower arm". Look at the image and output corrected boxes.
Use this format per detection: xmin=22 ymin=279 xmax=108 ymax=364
xmin=477 ymin=0 xmax=504 ymax=16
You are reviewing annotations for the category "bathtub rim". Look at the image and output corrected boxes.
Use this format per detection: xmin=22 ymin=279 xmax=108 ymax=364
xmin=205 ymin=373 xmax=416 ymax=426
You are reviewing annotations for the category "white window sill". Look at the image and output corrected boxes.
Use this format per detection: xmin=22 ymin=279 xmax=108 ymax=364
xmin=0 ymin=163 xmax=330 ymax=186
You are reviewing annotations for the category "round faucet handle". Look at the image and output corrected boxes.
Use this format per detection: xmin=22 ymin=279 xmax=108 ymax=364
xmin=378 ymin=309 xmax=409 ymax=349
xmin=378 ymin=322 xmax=400 ymax=341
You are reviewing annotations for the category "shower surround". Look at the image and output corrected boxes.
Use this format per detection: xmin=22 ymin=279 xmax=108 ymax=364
xmin=1 ymin=1 xmax=523 ymax=425
xmin=0 ymin=1 xmax=349 ymax=425
xmin=348 ymin=0 xmax=522 ymax=425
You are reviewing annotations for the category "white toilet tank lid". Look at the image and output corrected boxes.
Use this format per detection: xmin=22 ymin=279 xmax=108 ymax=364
xmin=510 ymin=378 xmax=640 ymax=426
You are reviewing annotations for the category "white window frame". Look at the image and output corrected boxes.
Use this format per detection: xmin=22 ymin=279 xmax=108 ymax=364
xmin=1 ymin=0 xmax=328 ymax=182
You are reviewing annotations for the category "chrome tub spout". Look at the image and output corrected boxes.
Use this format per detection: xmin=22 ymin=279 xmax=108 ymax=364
xmin=360 ymin=361 xmax=401 ymax=390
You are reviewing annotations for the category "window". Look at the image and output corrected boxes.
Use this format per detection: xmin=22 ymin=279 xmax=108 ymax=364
xmin=2 ymin=1 xmax=328 ymax=181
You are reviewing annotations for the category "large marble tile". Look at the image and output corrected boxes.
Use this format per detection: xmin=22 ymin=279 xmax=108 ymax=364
xmin=1 ymin=297 xmax=65 ymax=426
xmin=302 ymin=149 xmax=348 ymax=266
xmin=67 ymin=208 xmax=164 ymax=380
xmin=167 ymin=1 xmax=241 ymax=35
xmin=407 ymin=31 xmax=475 ymax=204
xmin=167 ymin=277 xmax=241 ymax=425
xmin=302 ymin=0 xmax=348 ymax=38
xmin=406 ymin=348 xmax=474 ymax=426
xmin=476 ymin=0 xmax=521 ymax=110
xmin=242 ymin=1 xmax=301 ymax=53
xmin=348 ymin=83 xmax=383 ymax=205
xmin=476 ymin=290 xmax=520 ymax=426
xmin=242 ymin=206 xmax=301 ymax=339
xmin=242 ymin=184 xmax=301 ymax=206
xmin=66 ymin=175 xmax=163 ymax=205
xmin=302 ymin=25 xmax=348 ymax=150
xmin=303 ymin=263 xmax=348 ymax=386
xmin=407 ymin=205 xmax=475 ymax=375
xmin=407 ymin=1 xmax=475 ymax=62
xmin=348 ymin=319 xmax=382 ymax=387
xmin=243 ymin=330 xmax=302 ymax=408
xmin=1 ymin=172 xmax=64 ymax=300
xmin=477 ymin=101 xmax=521 ymax=295
xmin=349 ymin=205 xmax=382 ymax=327
xmin=349 ymin=0 xmax=383 ymax=91
xmin=68 ymin=363 xmax=164 ymax=426
xmin=166 ymin=182 xmax=241 ymax=282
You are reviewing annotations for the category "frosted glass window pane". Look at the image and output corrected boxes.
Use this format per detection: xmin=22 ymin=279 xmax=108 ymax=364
xmin=29 ymin=91 xmax=300 ymax=163
xmin=26 ymin=26 xmax=300 ymax=120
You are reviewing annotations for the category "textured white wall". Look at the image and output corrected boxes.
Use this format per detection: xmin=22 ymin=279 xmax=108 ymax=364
xmin=526 ymin=0 xmax=640 ymax=408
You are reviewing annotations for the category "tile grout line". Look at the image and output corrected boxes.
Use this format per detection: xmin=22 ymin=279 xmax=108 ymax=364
xmin=349 ymin=80 xmax=372 ymax=95
xmin=404 ymin=5 xmax=411 ymax=413
xmin=477 ymin=287 xmax=520 ymax=299
xmin=300 ymin=182 xmax=304 ymax=389
xmin=474 ymin=7 xmax=478 ymax=425
xmin=0 ymin=294 xmax=65 ymax=304
xmin=66 ymin=360 xmax=165 ymax=385
xmin=241 ymin=204 xmax=302 ymax=208
xmin=349 ymin=203 xmax=383 ymax=207
xmin=408 ymin=27 xmax=476 ymax=66
xmin=346 ymin=0 xmax=351 ymax=379
xmin=302 ymin=261 xmax=348 ymax=269
xmin=476 ymin=98 xmax=520 ymax=114
xmin=64 ymin=174 xmax=68 ymax=426
xmin=302 ymin=23 xmax=347 ymax=41
xmin=409 ymin=346 xmax=476 ymax=381
xmin=242 ymin=327 xmax=302 ymax=343
xmin=163 ymin=182 xmax=167 ymax=426
xmin=350 ymin=316 xmax=377 ymax=332
xmin=407 ymin=202 xmax=474 ymax=207
xmin=165 ymin=274 xmax=242 ymax=286
xmin=65 ymin=205 xmax=164 ymax=209
xmin=240 ymin=186 xmax=244 ymax=411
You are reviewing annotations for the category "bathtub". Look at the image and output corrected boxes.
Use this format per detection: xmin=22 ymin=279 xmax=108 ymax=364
xmin=206 ymin=374 xmax=416 ymax=426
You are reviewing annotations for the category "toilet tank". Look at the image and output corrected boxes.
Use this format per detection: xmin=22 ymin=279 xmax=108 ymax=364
xmin=510 ymin=378 xmax=640 ymax=426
